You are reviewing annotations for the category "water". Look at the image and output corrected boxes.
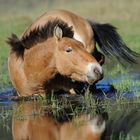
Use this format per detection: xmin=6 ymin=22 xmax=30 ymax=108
xmin=0 ymin=104 xmax=13 ymax=140
xmin=0 ymin=74 xmax=140 ymax=140
xmin=0 ymin=100 xmax=140 ymax=140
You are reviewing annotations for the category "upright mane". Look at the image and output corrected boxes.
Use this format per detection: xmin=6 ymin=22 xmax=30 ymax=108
xmin=7 ymin=19 xmax=74 ymax=57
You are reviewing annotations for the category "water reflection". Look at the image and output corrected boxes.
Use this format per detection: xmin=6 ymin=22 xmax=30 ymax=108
xmin=11 ymin=100 xmax=140 ymax=140
xmin=0 ymin=97 xmax=140 ymax=140
xmin=12 ymin=101 xmax=105 ymax=140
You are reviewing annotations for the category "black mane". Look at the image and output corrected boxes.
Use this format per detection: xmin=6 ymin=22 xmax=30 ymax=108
xmin=7 ymin=19 xmax=74 ymax=57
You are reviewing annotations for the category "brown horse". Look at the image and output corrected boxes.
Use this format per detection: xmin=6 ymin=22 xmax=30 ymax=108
xmin=22 ymin=9 xmax=138 ymax=65
xmin=7 ymin=19 xmax=103 ymax=96
xmin=12 ymin=101 xmax=105 ymax=140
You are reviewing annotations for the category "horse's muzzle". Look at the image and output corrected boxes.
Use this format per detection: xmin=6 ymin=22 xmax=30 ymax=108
xmin=86 ymin=63 xmax=103 ymax=84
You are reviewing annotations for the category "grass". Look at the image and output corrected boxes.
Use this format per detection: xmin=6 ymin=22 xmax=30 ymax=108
xmin=2 ymin=96 xmax=139 ymax=140
xmin=0 ymin=94 xmax=140 ymax=139
xmin=0 ymin=0 xmax=140 ymax=139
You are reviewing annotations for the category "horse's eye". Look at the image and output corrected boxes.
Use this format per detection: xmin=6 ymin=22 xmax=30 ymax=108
xmin=65 ymin=47 xmax=73 ymax=53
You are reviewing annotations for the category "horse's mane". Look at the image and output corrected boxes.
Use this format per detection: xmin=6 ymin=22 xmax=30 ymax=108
xmin=7 ymin=19 xmax=74 ymax=57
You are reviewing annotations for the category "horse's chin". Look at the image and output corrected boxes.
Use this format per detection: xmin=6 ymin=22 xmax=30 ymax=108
xmin=70 ymin=74 xmax=87 ymax=83
xmin=70 ymin=77 xmax=90 ymax=85
xmin=71 ymin=79 xmax=76 ymax=83
xmin=87 ymin=78 xmax=103 ymax=85
xmin=70 ymin=76 xmax=98 ymax=86
xmin=86 ymin=80 xmax=95 ymax=85
xmin=84 ymin=76 xmax=94 ymax=85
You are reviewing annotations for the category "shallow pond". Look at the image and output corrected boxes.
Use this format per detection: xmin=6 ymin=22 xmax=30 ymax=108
xmin=0 ymin=99 xmax=140 ymax=140
xmin=0 ymin=74 xmax=140 ymax=140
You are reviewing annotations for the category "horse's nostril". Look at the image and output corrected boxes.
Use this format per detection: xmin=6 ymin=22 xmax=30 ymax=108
xmin=94 ymin=67 xmax=103 ymax=80
xmin=94 ymin=68 xmax=100 ymax=75
xmin=87 ymin=63 xmax=103 ymax=84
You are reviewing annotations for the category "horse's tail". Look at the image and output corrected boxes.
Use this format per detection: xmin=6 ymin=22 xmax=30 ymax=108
xmin=101 ymin=110 xmax=140 ymax=140
xmin=6 ymin=34 xmax=24 ymax=57
xmin=88 ymin=20 xmax=139 ymax=65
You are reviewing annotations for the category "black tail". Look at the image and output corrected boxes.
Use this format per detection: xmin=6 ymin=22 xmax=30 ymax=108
xmin=101 ymin=110 xmax=140 ymax=140
xmin=89 ymin=21 xmax=139 ymax=65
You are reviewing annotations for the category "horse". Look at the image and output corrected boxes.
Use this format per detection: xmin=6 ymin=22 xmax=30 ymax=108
xmin=12 ymin=101 xmax=106 ymax=140
xmin=22 ymin=9 xmax=138 ymax=65
xmin=12 ymin=101 xmax=140 ymax=140
xmin=7 ymin=19 xmax=103 ymax=96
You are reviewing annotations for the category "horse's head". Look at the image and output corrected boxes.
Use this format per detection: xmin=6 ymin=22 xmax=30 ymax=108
xmin=54 ymin=26 xmax=103 ymax=84
xmin=7 ymin=19 xmax=103 ymax=95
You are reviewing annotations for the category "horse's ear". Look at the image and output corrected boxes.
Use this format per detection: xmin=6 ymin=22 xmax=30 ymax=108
xmin=54 ymin=26 xmax=63 ymax=40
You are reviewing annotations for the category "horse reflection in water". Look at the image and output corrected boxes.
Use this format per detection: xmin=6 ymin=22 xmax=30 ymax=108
xmin=7 ymin=19 xmax=103 ymax=96
xmin=12 ymin=101 xmax=140 ymax=140
xmin=12 ymin=101 xmax=105 ymax=140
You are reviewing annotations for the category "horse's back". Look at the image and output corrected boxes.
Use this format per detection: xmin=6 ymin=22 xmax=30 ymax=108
xmin=21 ymin=10 xmax=95 ymax=53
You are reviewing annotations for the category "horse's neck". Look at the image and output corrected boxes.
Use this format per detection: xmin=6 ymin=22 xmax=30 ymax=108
xmin=23 ymin=39 xmax=59 ymax=94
